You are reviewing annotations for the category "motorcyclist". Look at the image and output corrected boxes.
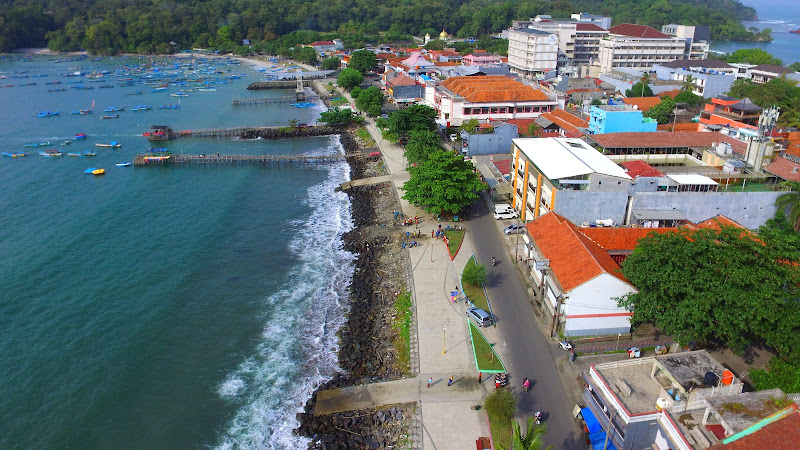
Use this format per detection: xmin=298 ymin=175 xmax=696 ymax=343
xmin=535 ymin=411 xmax=542 ymax=424
xmin=491 ymin=257 xmax=496 ymax=266
xmin=523 ymin=378 xmax=530 ymax=391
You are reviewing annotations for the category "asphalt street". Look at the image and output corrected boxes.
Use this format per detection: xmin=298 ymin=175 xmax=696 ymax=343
xmin=462 ymin=199 xmax=585 ymax=449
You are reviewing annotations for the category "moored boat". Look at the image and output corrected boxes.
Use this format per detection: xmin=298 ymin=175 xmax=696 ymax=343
xmin=159 ymin=104 xmax=180 ymax=109
xmin=2 ymin=152 xmax=27 ymax=157
xmin=24 ymin=141 xmax=51 ymax=148
xmin=95 ymin=141 xmax=122 ymax=148
xmin=67 ymin=151 xmax=97 ymax=157
xmin=85 ymin=168 xmax=105 ymax=175
xmin=116 ymin=162 xmax=132 ymax=167
xmin=75 ymin=133 xmax=87 ymax=139
xmin=104 ymin=106 xmax=125 ymax=112
xmin=36 ymin=111 xmax=60 ymax=117
xmin=60 ymin=140 xmax=72 ymax=146
xmin=39 ymin=150 xmax=63 ymax=157
xmin=791 ymin=28 xmax=800 ymax=34
xmin=101 ymin=114 xmax=120 ymax=119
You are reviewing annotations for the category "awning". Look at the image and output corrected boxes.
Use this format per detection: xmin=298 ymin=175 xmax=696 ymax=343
xmin=581 ymin=407 xmax=603 ymax=434
xmin=477 ymin=164 xmax=513 ymax=195
xmin=582 ymin=407 xmax=618 ymax=450
xmin=632 ymin=210 xmax=687 ymax=221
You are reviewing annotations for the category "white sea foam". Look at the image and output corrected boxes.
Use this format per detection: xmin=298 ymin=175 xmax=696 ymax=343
xmin=216 ymin=135 xmax=354 ymax=449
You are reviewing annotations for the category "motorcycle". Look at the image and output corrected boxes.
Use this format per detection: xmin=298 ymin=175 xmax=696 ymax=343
xmin=491 ymin=257 xmax=496 ymax=266
xmin=559 ymin=339 xmax=573 ymax=351
xmin=534 ymin=411 xmax=542 ymax=425
xmin=494 ymin=373 xmax=508 ymax=389
xmin=523 ymin=378 xmax=530 ymax=392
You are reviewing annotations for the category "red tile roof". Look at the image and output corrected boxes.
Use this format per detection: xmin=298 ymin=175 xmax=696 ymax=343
xmin=609 ymin=24 xmax=670 ymax=39
xmin=660 ymin=89 xmax=681 ymax=99
xmin=387 ymin=73 xmax=417 ymax=87
xmin=764 ymin=156 xmax=800 ymax=181
xmin=577 ymin=227 xmax=677 ymax=252
xmin=505 ymin=118 xmax=539 ymax=135
xmin=440 ymin=75 xmax=550 ymax=103
xmin=538 ymin=109 xmax=588 ymax=136
xmin=657 ymin=123 xmax=700 ymax=132
xmin=589 ymin=132 xmax=747 ymax=155
xmin=710 ymin=405 xmax=800 ymax=449
xmin=576 ymin=23 xmax=607 ymax=32
xmin=526 ymin=213 xmax=630 ymax=291
xmin=622 ymin=96 xmax=663 ymax=111
xmin=786 ymin=144 xmax=800 ymax=158
xmin=492 ymin=159 xmax=511 ymax=175
xmin=695 ymin=215 xmax=746 ymax=231
xmin=621 ymin=160 xmax=665 ymax=178
xmin=311 ymin=41 xmax=335 ymax=46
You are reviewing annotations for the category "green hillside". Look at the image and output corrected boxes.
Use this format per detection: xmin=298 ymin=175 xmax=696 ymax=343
xmin=0 ymin=0 xmax=764 ymax=54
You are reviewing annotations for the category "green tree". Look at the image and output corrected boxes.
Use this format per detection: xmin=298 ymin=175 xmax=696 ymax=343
xmin=484 ymin=388 xmax=516 ymax=424
xmin=402 ymin=151 xmax=484 ymax=215
xmin=337 ymin=68 xmax=363 ymax=91
xmin=680 ymin=74 xmax=695 ymax=93
xmin=498 ymin=419 xmax=551 ymax=450
xmin=320 ymin=56 xmax=341 ymax=70
xmin=460 ymin=118 xmax=480 ymax=134
xmin=625 ymin=82 xmax=653 ymax=98
xmin=348 ymin=49 xmax=377 ymax=74
xmin=355 ymin=85 xmax=384 ymax=117
xmin=644 ymin=96 xmax=676 ymax=124
xmin=423 ymin=39 xmax=446 ymax=50
xmin=386 ymin=104 xmax=437 ymax=136
xmin=673 ymin=91 xmax=704 ymax=106
xmin=726 ymin=48 xmax=782 ymax=66
xmin=462 ymin=260 xmax=487 ymax=287
xmin=617 ymin=226 xmax=800 ymax=358
xmin=751 ymin=358 xmax=800 ymax=393
xmin=775 ymin=181 xmax=800 ymax=231
xmin=789 ymin=62 xmax=800 ymax=73
xmin=318 ymin=107 xmax=355 ymax=126
xmin=404 ymin=129 xmax=444 ymax=164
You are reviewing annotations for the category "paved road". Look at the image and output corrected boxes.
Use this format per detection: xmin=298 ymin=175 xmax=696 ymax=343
xmin=462 ymin=200 xmax=585 ymax=449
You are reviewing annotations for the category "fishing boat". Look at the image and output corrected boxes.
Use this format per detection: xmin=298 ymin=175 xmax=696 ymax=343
xmin=101 ymin=114 xmax=120 ymax=119
xmin=104 ymin=106 xmax=125 ymax=112
xmin=48 ymin=88 xmax=67 ymax=92
xmin=95 ymin=141 xmax=121 ymax=148
xmin=74 ymin=133 xmax=87 ymax=139
xmin=152 ymin=87 xmax=167 ymax=92
xmin=60 ymin=140 xmax=72 ymax=146
xmin=290 ymin=102 xmax=316 ymax=108
xmin=67 ymin=151 xmax=97 ymax=157
xmin=198 ymin=88 xmax=217 ymax=92
xmin=39 ymin=150 xmax=63 ymax=157
xmin=159 ymin=104 xmax=180 ymax=109
xmin=149 ymin=148 xmax=172 ymax=153
xmin=126 ymin=91 xmax=145 ymax=95
xmin=130 ymin=105 xmax=152 ymax=111
xmin=171 ymin=92 xmax=189 ymax=97
xmin=36 ymin=111 xmax=60 ymax=117
xmin=2 ymin=152 xmax=27 ymax=157
xmin=115 ymin=162 xmax=132 ymax=167
xmin=791 ymin=28 xmax=800 ymax=34
xmin=24 ymin=141 xmax=51 ymax=148
xmin=85 ymin=168 xmax=105 ymax=175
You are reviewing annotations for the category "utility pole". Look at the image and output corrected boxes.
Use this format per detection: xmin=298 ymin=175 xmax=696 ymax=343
xmin=550 ymin=294 xmax=562 ymax=338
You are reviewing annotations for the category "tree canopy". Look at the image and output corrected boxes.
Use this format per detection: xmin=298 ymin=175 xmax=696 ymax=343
xmin=727 ymin=76 xmax=800 ymax=128
xmin=337 ymin=68 xmax=363 ymax=91
xmin=354 ymin=85 xmax=384 ymax=116
xmin=348 ymin=49 xmax=378 ymax=74
xmin=320 ymin=56 xmax=341 ymax=70
xmin=643 ymin=96 xmax=676 ymax=124
xmin=402 ymin=150 xmax=484 ymax=214
xmin=318 ymin=107 xmax=356 ymax=126
xmin=384 ymin=104 xmax=438 ymax=137
xmin=404 ymin=129 xmax=445 ymax=164
xmin=617 ymin=225 xmax=800 ymax=361
xmin=725 ymin=48 xmax=783 ymax=66
xmin=625 ymin=82 xmax=653 ymax=98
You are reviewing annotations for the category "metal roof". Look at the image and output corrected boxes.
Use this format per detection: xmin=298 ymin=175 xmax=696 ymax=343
xmin=513 ymin=137 xmax=632 ymax=181
xmin=632 ymin=210 xmax=687 ymax=221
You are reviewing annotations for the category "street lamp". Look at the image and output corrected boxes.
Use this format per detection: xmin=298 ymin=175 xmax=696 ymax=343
xmin=442 ymin=328 xmax=446 ymax=354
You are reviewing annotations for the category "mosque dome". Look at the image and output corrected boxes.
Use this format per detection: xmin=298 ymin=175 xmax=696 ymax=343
xmin=439 ymin=29 xmax=448 ymax=39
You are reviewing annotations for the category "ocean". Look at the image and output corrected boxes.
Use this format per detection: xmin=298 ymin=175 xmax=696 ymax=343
xmin=0 ymin=55 xmax=352 ymax=448
xmin=710 ymin=1 xmax=800 ymax=65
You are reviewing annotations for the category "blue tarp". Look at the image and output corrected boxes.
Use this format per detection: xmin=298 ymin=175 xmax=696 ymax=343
xmin=589 ymin=431 xmax=617 ymax=450
xmin=582 ymin=407 xmax=603 ymax=434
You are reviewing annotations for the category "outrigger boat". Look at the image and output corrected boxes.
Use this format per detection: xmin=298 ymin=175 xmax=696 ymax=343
xmin=130 ymin=105 xmax=152 ymax=111
xmin=2 ymin=152 xmax=27 ymax=157
xmin=104 ymin=106 xmax=125 ymax=112
xmin=115 ymin=162 xmax=132 ymax=167
xmin=24 ymin=141 xmax=51 ymax=148
xmin=101 ymin=114 xmax=120 ymax=119
xmin=39 ymin=150 xmax=63 ymax=157
xmin=159 ymin=104 xmax=180 ymax=109
xmin=67 ymin=151 xmax=97 ymax=157
xmin=36 ymin=111 xmax=60 ymax=117
xmin=95 ymin=141 xmax=121 ymax=148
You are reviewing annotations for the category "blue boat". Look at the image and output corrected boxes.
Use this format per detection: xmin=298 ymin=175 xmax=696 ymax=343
xmin=2 ymin=152 xmax=27 ymax=157
xmin=130 ymin=105 xmax=152 ymax=111
xmin=159 ymin=105 xmax=180 ymax=109
xmin=116 ymin=162 xmax=132 ymax=167
xmin=36 ymin=111 xmax=60 ymax=117
xmin=24 ymin=141 xmax=51 ymax=148
xmin=104 ymin=106 xmax=125 ymax=112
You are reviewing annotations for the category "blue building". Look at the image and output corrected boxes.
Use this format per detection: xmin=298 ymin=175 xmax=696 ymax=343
xmin=460 ymin=121 xmax=519 ymax=157
xmin=588 ymin=105 xmax=658 ymax=134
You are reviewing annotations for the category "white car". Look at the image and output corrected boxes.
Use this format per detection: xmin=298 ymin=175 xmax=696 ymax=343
xmin=503 ymin=223 xmax=526 ymax=234
xmin=450 ymin=133 xmax=459 ymax=141
xmin=494 ymin=211 xmax=519 ymax=220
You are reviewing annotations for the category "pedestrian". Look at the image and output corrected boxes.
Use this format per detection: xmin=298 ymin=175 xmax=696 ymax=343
xmin=427 ymin=377 xmax=432 ymax=388
xmin=448 ymin=376 xmax=454 ymax=386
xmin=478 ymin=372 xmax=482 ymax=384
xmin=393 ymin=209 xmax=398 ymax=219
xmin=431 ymin=230 xmax=434 ymax=238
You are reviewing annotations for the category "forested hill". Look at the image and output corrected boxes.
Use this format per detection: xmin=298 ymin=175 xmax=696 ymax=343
xmin=0 ymin=0 xmax=761 ymax=54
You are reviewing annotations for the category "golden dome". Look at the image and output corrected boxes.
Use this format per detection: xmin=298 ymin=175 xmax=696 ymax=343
xmin=439 ymin=29 xmax=448 ymax=38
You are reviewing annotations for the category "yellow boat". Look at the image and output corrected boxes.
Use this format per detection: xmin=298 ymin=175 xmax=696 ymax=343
xmin=92 ymin=168 xmax=105 ymax=175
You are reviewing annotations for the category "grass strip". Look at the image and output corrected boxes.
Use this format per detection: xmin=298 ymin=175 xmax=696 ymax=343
xmin=462 ymin=256 xmax=489 ymax=312
xmin=469 ymin=321 xmax=506 ymax=372
xmin=443 ymin=230 xmax=464 ymax=259
xmin=392 ymin=290 xmax=413 ymax=374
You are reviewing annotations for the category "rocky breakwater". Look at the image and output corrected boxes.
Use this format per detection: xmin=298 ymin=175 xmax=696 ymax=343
xmin=247 ymin=80 xmax=311 ymax=90
xmin=295 ymin=131 xmax=417 ymax=448
xmin=238 ymin=126 xmax=339 ymax=140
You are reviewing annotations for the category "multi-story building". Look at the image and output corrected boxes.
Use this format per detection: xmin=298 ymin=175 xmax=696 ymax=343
xmin=653 ymin=59 xmax=736 ymax=98
xmin=570 ymin=12 xmax=611 ymax=30
xmin=430 ymin=75 xmax=557 ymax=127
xmin=587 ymin=105 xmax=658 ymax=134
xmin=507 ymin=28 xmax=559 ymax=79
xmin=749 ymin=64 xmax=800 ymax=84
xmin=509 ymin=16 xmax=608 ymax=69
xmin=597 ymin=24 xmax=685 ymax=74
xmin=661 ymin=24 xmax=710 ymax=60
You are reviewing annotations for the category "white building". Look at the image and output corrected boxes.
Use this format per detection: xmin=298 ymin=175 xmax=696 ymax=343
xmin=661 ymin=24 xmax=710 ymax=60
xmin=507 ymin=28 xmax=558 ymax=79
xmin=597 ymin=24 xmax=685 ymax=74
xmin=430 ymin=75 xmax=557 ymax=127
xmin=570 ymin=12 xmax=611 ymax=30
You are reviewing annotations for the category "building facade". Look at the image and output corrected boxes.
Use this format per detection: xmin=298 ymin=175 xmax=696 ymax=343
xmin=660 ymin=24 xmax=710 ymax=60
xmin=507 ymin=28 xmax=559 ymax=79
xmin=588 ymin=105 xmax=658 ymax=134
xmin=597 ymin=24 xmax=685 ymax=74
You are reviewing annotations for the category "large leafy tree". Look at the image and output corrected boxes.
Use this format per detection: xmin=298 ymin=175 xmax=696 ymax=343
xmin=320 ymin=56 xmax=341 ymax=70
xmin=402 ymin=151 xmax=484 ymax=215
xmin=404 ymin=129 xmax=444 ymax=164
xmin=775 ymin=181 xmax=800 ymax=231
xmin=625 ymin=81 xmax=653 ymax=98
xmin=617 ymin=225 xmax=800 ymax=359
xmin=336 ymin=68 xmax=363 ymax=91
xmin=644 ymin=96 xmax=676 ymax=124
xmin=499 ymin=419 xmax=551 ymax=450
xmin=318 ymin=107 xmax=355 ymax=126
xmin=726 ymin=48 xmax=783 ymax=66
xmin=348 ymin=49 xmax=377 ymax=74
xmin=385 ymin=104 xmax=437 ymax=137
xmin=354 ymin=86 xmax=384 ymax=117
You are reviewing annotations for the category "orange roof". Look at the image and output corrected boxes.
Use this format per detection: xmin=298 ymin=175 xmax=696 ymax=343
xmin=549 ymin=109 xmax=589 ymax=128
xmin=657 ymin=123 xmax=700 ymax=132
xmin=621 ymin=160 xmax=664 ymax=178
xmin=526 ymin=213 xmax=629 ymax=292
xmin=622 ymin=96 xmax=662 ymax=111
xmin=787 ymin=132 xmax=800 ymax=146
xmin=387 ymin=73 xmax=417 ymax=87
xmin=764 ymin=156 xmax=800 ymax=182
xmin=440 ymin=75 xmax=549 ymax=103
xmin=695 ymin=215 xmax=746 ymax=231
xmin=589 ymin=132 xmax=747 ymax=155
xmin=785 ymin=144 xmax=800 ymax=158
xmin=660 ymin=89 xmax=681 ymax=99
xmin=577 ymin=227 xmax=677 ymax=252
xmin=710 ymin=405 xmax=800 ymax=449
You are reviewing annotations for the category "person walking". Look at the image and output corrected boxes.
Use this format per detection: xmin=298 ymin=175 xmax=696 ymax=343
xmin=448 ymin=376 xmax=454 ymax=386
xmin=478 ymin=372 xmax=482 ymax=384
xmin=427 ymin=377 xmax=433 ymax=388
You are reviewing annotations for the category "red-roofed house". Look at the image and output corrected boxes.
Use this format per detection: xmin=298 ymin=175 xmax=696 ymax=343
xmin=536 ymin=109 xmax=588 ymax=137
xmin=598 ymin=24 xmax=685 ymax=73
xmin=310 ymin=41 xmax=337 ymax=53
xmin=621 ymin=160 xmax=665 ymax=178
xmin=711 ymin=404 xmax=800 ymax=449
xmin=621 ymin=96 xmax=663 ymax=111
xmin=524 ymin=212 xmax=636 ymax=337
xmin=432 ymin=75 xmax=557 ymax=126
xmin=384 ymin=72 xmax=424 ymax=105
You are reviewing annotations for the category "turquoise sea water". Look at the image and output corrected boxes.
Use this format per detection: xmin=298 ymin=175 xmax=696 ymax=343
xmin=710 ymin=3 xmax=800 ymax=64
xmin=0 ymin=56 xmax=352 ymax=448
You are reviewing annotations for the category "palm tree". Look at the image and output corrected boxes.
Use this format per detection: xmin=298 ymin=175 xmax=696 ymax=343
xmin=498 ymin=418 xmax=551 ymax=450
xmin=778 ymin=95 xmax=800 ymax=128
xmin=639 ymin=72 xmax=651 ymax=97
xmin=775 ymin=181 xmax=800 ymax=231
xmin=680 ymin=75 xmax=695 ymax=93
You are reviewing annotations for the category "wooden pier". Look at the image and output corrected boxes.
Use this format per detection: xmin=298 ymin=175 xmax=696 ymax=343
xmin=232 ymin=95 xmax=319 ymax=106
xmin=133 ymin=153 xmax=347 ymax=166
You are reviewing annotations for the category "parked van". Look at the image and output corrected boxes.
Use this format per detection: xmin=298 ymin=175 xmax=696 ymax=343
xmin=494 ymin=210 xmax=519 ymax=220
xmin=494 ymin=203 xmax=514 ymax=214
xmin=467 ymin=307 xmax=493 ymax=327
